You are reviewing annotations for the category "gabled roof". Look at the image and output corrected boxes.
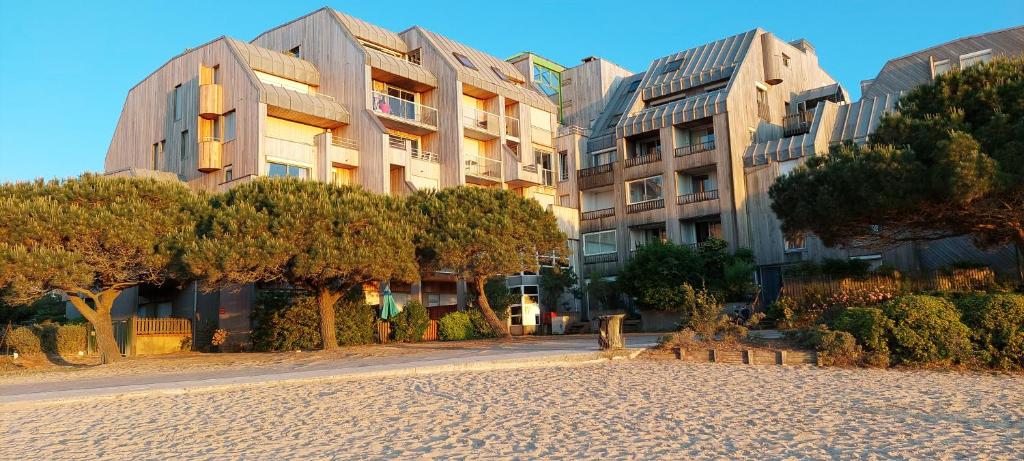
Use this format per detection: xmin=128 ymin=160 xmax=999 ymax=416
xmin=861 ymin=25 xmax=1024 ymax=99
xmin=641 ymin=30 xmax=757 ymax=101
xmin=587 ymin=73 xmax=645 ymax=152
xmin=332 ymin=10 xmax=409 ymax=53
xmin=225 ymin=37 xmax=321 ymax=86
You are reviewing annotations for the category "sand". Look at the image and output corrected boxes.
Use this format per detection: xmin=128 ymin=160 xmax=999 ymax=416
xmin=2 ymin=360 xmax=1022 ymax=460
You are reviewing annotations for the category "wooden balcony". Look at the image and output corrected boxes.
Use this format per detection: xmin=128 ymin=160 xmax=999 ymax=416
xmin=675 ymin=140 xmax=715 ymax=157
xmin=325 ymin=135 xmax=359 ymax=168
xmin=197 ymin=137 xmax=222 ymax=172
xmin=577 ymin=163 xmax=615 ymax=190
xmin=465 ymin=155 xmax=502 ymax=185
xmin=371 ymin=91 xmax=438 ymax=135
xmin=626 ymin=198 xmax=664 ymax=214
xmin=624 ymin=151 xmax=661 ymax=168
xmin=463 ymin=107 xmax=500 ymax=140
xmin=677 ymin=189 xmax=719 ymax=205
xmin=783 ymin=111 xmax=814 ymax=137
xmin=199 ymin=83 xmax=222 ymax=119
xmin=581 ymin=208 xmax=615 ymax=221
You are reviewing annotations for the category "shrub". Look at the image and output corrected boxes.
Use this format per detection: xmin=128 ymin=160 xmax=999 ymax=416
xmin=680 ymin=287 xmax=721 ymax=339
xmin=833 ymin=308 xmax=893 ymax=355
xmin=337 ymin=301 xmax=376 ymax=346
xmin=881 ymin=295 xmax=972 ymax=366
xmin=439 ymin=311 xmax=475 ymax=341
xmin=467 ymin=309 xmax=494 ymax=338
xmin=392 ymin=300 xmax=430 ymax=342
xmin=767 ymin=296 xmax=797 ymax=328
xmin=814 ymin=330 xmax=862 ymax=367
xmin=657 ymin=329 xmax=700 ymax=350
xmin=956 ymin=294 xmax=1024 ymax=369
xmin=53 ymin=324 xmax=88 ymax=356
xmin=4 ymin=326 xmax=42 ymax=355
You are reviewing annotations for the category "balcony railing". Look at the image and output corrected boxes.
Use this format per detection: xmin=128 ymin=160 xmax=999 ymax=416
xmin=539 ymin=168 xmax=555 ymax=186
xmin=624 ymin=150 xmax=661 ymax=168
xmin=583 ymin=253 xmax=618 ymax=264
xmin=505 ymin=116 xmax=520 ymax=138
xmin=371 ymin=91 xmax=438 ymax=127
xmin=626 ymin=198 xmax=664 ymax=214
xmin=331 ymin=136 xmax=358 ymax=149
xmin=675 ymin=140 xmax=716 ymax=157
xmin=783 ymin=111 xmax=814 ymax=137
xmin=677 ymin=189 xmax=719 ymax=205
xmin=757 ymin=100 xmax=770 ymax=121
xmin=531 ymin=125 xmax=553 ymax=145
xmin=411 ymin=149 xmax=439 ymax=163
xmin=465 ymin=155 xmax=502 ymax=180
xmin=578 ymin=163 xmax=614 ymax=178
xmin=522 ymin=164 xmax=538 ymax=173
xmin=581 ymin=208 xmax=615 ymax=220
xmin=463 ymin=107 xmax=499 ymax=135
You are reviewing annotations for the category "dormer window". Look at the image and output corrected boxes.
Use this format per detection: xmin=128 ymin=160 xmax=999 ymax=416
xmin=287 ymin=45 xmax=301 ymax=58
xmin=453 ymin=52 xmax=477 ymax=70
xmin=663 ymin=59 xmax=683 ymax=74
xmin=627 ymin=80 xmax=641 ymax=92
xmin=933 ymin=59 xmax=952 ymax=77
xmin=960 ymin=49 xmax=992 ymax=68
xmin=407 ymin=48 xmax=422 ymax=65
xmin=782 ymin=53 xmax=790 ymax=67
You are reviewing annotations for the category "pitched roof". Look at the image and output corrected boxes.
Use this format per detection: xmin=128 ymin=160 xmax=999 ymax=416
xmin=225 ymin=37 xmax=321 ymax=86
xmin=332 ymin=10 xmax=409 ymax=53
xmin=641 ymin=30 xmax=757 ymax=101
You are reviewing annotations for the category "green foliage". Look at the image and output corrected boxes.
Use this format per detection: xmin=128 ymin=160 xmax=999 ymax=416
xmin=585 ymin=274 xmax=620 ymax=312
xmin=813 ymin=330 xmax=862 ymax=367
xmin=438 ymin=311 xmax=475 ymax=341
xmin=956 ymin=294 xmax=1024 ymax=369
xmin=767 ymin=296 xmax=798 ymax=328
xmin=4 ymin=326 xmax=42 ymax=355
xmin=538 ymin=266 xmax=580 ymax=311
xmin=770 ymin=58 xmax=1024 ymax=256
xmin=483 ymin=277 xmax=515 ymax=320
xmin=35 ymin=322 xmax=88 ymax=356
xmin=392 ymin=300 xmax=430 ymax=342
xmin=722 ymin=260 xmax=756 ymax=302
xmin=250 ymin=288 xmax=373 ymax=351
xmin=0 ymin=293 xmax=67 ymax=326
xmin=467 ymin=309 xmax=494 ymax=338
xmin=833 ymin=308 xmax=893 ymax=356
xmin=679 ymin=286 xmax=722 ymax=340
xmin=620 ymin=239 xmax=756 ymax=309
xmin=881 ymin=295 xmax=973 ymax=366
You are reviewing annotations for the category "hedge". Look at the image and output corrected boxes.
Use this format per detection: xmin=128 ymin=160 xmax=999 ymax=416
xmin=956 ymin=294 xmax=1024 ymax=370
xmin=439 ymin=312 xmax=475 ymax=341
xmin=881 ymin=295 xmax=972 ymax=366
xmin=392 ymin=300 xmax=429 ymax=342
xmin=250 ymin=289 xmax=374 ymax=351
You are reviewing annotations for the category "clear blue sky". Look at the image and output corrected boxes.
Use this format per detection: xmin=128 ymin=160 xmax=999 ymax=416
xmin=1 ymin=0 xmax=1021 ymax=182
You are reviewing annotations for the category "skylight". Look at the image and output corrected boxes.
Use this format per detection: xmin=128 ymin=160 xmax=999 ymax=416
xmin=453 ymin=52 xmax=477 ymax=70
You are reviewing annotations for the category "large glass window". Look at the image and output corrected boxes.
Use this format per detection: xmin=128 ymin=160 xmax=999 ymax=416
xmin=583 ymin=230 xmax=617 ymax=256
xmin=627 ymin=176 xmax=663 ymax=204
xmin=267 ymin=162 xmax=309 ymax=179
xmin=223 ymin=111 xmax=236 ymax=141
xmin=173 ymin=85 xmax=183 ymax=121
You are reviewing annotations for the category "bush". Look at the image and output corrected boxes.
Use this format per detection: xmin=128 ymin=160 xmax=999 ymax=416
xmin=767 ymin=296 xmax=797 ymax=328
xmin=881 ymin=295 xmax=972 ymax=366
xmin=657 ymin=329 xmax=700 ymax=350
xmin=392 ymin=300 xmax=430 ymax=342
xmin=439 ymin=311 xmax=475 ymax=341
xmin=251 ymin=288 xmax=373 ymax=351
xmin=337 ymin=302 xmax=376 ymax=346
xmin=956 ymin=294 xmax=1024 ymax=369
xmin=37 ymin=323 xmax=88 ymax=356
xmin=833 ymin=308 xmax=893 ymax=355
xmin=680 ymin=286 xmax=721 ymax=339
xmin=4 ymin=326 xmax=42 ymax=355
xmin=467 ymin=309 xmax=494 ymax=338
xmin=814 ymin=330 xmax=862 ymax=367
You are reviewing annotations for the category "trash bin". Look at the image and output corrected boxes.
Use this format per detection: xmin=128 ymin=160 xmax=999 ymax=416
xmin=598 ymin=314 xmax=626 ymax=350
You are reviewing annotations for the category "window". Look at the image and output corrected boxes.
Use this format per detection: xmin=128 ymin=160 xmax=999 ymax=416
xmin=756 ymin=87 xmax=769 ymax=121
xmin=173 ymin=85 xmax=183 ymax=121
xmin=407 ymin=48 xmax=421 ymax=65
xmin=583 ymin=230 xmax=616 ymax=256
xmin=559 ymin=194 xmax=571 ymax=207
xmin=694 ymin=221 xmax=721 ymax=243
xmin=425 ymin=293 xmax=441 ymax=307
xmin=453 ymin=52 xmax=477 ymax=70
xmin=781 ymin=53 xmax=790 ymax=67
xmin=223 ymin=111 xmax=236 ymax=141
xmin=933 ymin=59 xmax=952 ymax=77
xmin=634 ymin=138 xmax=661 ymax=157
xmin=267 ymin=161 xmax=309 ymax=179
xmin=627 ymin=80 xmax=641 ymax=92
xmin=691 ymin=174 xmax=713 ymax=193
xmin=152 ymin=141 xmax=163 ymax=169
xmin=627 ymin=176 xmax=663 ymax=204
xmin=331 ymin=166 xmax=352 ymax=186
xmin=224 ymin=166 xmax=233 ymax=182
xmin=287 ymin=46 xmax=301 ymax=58
xmin=558 ymin=150 xmax=569 ymax=181
xmin=663 ymin=59 xmax=683 ymax=74
xmin=960 ymin=49 xmax=992 ymax=68
xmin=785 ymin=233 xmax=806 ymax=252
xmin=180 ymin=130 xmax=188 ymax=161
xmin=492 ymin=66 xmax=511 ymax=82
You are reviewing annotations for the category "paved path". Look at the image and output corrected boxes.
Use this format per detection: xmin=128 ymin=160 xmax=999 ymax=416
xmin=0 ymin=334 xmax=660 ymax=405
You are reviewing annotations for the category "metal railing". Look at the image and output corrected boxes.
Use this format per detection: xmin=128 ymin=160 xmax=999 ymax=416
xmin=578 ymin=162 xmax=614 ymax=178
xmin=675 ymin=139 xmax=715 ymax=157
xmin=783 ymin=111 xmax=814 ymax=137
xmin=200 ymin=136 xmax=222 ymax=143
xmin=410 ymin=148 xmax=438 ymax=163
xmin=465 ymin=155 xmax=502 ymax=179
xmin=624 ymin=150 xmax=661 ymax=168
xmin=581 ymin=208 xmax=615 ymax=220
xmin=626 ymin=198 xmax=664 ymax=214
xmin=371 ymin=91 xmax=438 ymax=127
xmin=331 ymin=136 xmax=357 ymax=149
xmin=677 ymin=189 xmax=719 ymax=205
xmin=463 ymin=107 xmax=500 ymax=134
xmin=505 ymin=116 xmax=520 ymax=138
xmin=583 ymin=253 xmax=617 ymax=264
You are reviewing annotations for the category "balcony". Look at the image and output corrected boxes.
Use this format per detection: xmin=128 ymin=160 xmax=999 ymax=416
xmin=318 ymin=133 xmax=359 ymax=168
xmin=581 ymin=208 xmax=615 ymax=220
xmin=371 ymin=91 xmax=438 ymax=135
xmin=388 ymin=136 xmax=438 ymax=167
xmin=505 ymin=116 xmax=520 ymax=139
xmin=465 ymin=154 xmax=502 ymax=185
xmin=197 ymin=137 xmax=222 ymax=172
xmin=675 ymin=140 xmax=715 ymax=157
xmin=626 ymin=198 xmax=664 ymax=214
xmin=677 ymin=189 xmax=719 ymax=205
xmin=583 ymin=253 xmax=618 ymax=264
xmin=531 ymin=125 xmax=553 ymax=147
xmin=463 ymin=107 xmax=500 ymax=140
xmin=624 ymin=151 xmax=662 ymax=168
xmin=577 ymin=163 xmax=615 ymax=190
xmin=199 ymin=83 xmax=222 ymax=119
xmin=783 ymin=111 xmax=814 ymax=137
xmin=539 ymin=167 xmax=555 ymax=187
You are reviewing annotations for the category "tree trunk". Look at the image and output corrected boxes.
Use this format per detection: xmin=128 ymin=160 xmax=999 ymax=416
xmin=1015 ymin=238 xmax=1024 ymax=284
xmin=474 ymin=278 xmax=510 ymax=338
xmin=68 ymin=293 xmax=123 ymax=364
xmin=317 ymin=288 xmax=341 ymax=350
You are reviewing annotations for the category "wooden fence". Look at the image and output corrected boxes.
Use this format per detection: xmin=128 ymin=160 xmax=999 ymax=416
xmin=133 ymin=317 xmax=192 ymax=336
xmin=376 ymin=319 xmax=441 ymax=344
xmin=781 ymin=268 xmax=1000 ymax=300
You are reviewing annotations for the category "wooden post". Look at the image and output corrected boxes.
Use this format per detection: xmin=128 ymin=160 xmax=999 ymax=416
xmin=597 ymin=314 xmax=625 ymax=350
xmin=710 ymin=349 xmax=719 ymax=362
xmin=744 ymin=349 xmax=753 ymax=365
xmin=776 ymin=350 xmax=785 ymax=365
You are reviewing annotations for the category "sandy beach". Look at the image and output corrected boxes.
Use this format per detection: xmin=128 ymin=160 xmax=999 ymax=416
xmin=2 ymin=360 xmax=1021 ymax=460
